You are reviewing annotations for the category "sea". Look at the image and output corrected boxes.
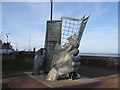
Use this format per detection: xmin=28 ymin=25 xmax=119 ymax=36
xmin=79 ymin=53 xmax=119 ymax=57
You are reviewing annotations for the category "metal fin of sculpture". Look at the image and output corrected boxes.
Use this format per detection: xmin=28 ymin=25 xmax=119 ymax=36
xmin=46 ymin=16 xmax=89 ymax=81
xmin=32 ymin=48 xmax=46 ymax=75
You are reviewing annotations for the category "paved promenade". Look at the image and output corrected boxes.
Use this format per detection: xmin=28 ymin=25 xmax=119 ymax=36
xmin=2 ymin=65 xmax=119 ymax=88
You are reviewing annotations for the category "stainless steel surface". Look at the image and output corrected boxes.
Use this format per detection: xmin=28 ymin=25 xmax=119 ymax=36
xmin=44 ymin=20 xmax=62 ymax=72
xmin=46 ymin=16 xmax=89 ymax=81
xmin=32 ymin=48 xmax=46 ymax=75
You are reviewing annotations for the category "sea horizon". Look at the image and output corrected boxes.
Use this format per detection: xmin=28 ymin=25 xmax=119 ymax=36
xmin=79 ymin=53 xmax=119 ymax=57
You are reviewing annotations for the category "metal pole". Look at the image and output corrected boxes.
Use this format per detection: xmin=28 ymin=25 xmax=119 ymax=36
xmin=50 ymin=0 xmax=53 ymax=21
xmin=6 ymin=34 xmax=8 ymax=43
xmin=15 ymin=43 xmax=18 ymax=51
xmin=29 ymin=30 xmax=31 ymax=52
xmin=6 ymin=33 xmax=10 ymax=43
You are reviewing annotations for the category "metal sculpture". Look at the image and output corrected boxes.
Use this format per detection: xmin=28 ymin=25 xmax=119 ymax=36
xmin=32 ymin=48 xmax=46 ymax=75
xmin=46 ymin=16 xmax=89 ymax=81
xmin=32 ymin=15 xmax=89 ymax=81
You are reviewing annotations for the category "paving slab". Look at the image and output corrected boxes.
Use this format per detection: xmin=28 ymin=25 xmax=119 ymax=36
xmin=25 ymin=72 xmax=99 ymax=88
xmin=2 ymin=75 xmax=49 ymax=88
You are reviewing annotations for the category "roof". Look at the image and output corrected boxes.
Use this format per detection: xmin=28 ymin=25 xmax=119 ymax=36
xmin=2 ymin=42 xmax=14 ymax=50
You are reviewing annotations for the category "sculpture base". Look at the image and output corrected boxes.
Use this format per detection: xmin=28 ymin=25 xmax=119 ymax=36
xmin=24 ymin=72 xmax=99 ymax=88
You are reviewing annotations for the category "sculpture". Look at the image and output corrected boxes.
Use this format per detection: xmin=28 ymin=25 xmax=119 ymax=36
xmin=46 ymin=16 xmax=89 ymax=81
xmin=32 ymin=15 xmax=89 ymax=81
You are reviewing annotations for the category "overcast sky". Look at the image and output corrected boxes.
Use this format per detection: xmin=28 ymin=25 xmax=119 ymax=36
xmin=2 ymin=2 xmax=118 ymax=53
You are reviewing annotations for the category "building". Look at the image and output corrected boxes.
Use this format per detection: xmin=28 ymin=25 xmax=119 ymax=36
xmin=1 ymin=41 xmax=14 ymax=54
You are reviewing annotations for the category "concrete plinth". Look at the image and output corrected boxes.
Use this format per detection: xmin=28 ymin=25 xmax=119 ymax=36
xmin=24 ymin=72 xmax=99 ymax=88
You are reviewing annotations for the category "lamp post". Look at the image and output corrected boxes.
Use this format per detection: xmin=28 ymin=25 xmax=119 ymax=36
xmin=29 ymin=30 xmax=31 ymax=52
xmin=6 ymin=33 xmax=10 ymax=43
xmin=50 ymin=0 xmax=53 ymax=21
xmin=15 ymin=43 xmax=18 ymax=51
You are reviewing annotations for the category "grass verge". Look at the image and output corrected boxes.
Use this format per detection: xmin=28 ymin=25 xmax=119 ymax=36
xmin=3 ymin=59 xmax=33 ymax=72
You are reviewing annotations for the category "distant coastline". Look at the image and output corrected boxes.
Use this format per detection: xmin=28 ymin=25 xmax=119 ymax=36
xmin=79 ymin=53 xmax=119 ymax=57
